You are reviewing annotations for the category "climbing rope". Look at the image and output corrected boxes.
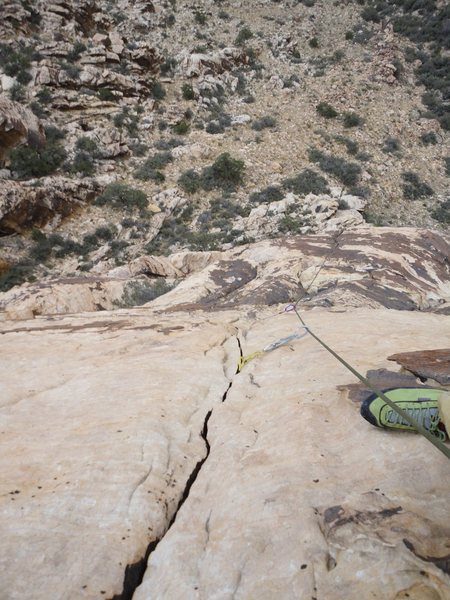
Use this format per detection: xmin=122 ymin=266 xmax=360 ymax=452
xmin=236 ymin=227 xmax=450 ymax=460
xmin=291 ymin=305 xmax=450 ymax=460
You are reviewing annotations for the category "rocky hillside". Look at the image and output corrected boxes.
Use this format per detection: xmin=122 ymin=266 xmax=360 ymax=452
xmin=0 ymin=4 xmax=450 ymax=598
xmin=0 ymin=0 xmax=449 ymax=297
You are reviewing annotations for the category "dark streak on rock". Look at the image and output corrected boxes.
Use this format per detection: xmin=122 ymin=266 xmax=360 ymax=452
xmin=403 ymin=539 xmax=450 ymax=576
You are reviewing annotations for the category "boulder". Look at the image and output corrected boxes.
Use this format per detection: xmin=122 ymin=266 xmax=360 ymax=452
xmin=0 ymin=96 xmax=46 ymax=164
xmin=0 ymin=176 xmax=104 ymax=234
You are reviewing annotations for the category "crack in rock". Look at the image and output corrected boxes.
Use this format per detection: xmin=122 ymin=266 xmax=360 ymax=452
xmin=112 ymin=335 xmax=242 ymax=599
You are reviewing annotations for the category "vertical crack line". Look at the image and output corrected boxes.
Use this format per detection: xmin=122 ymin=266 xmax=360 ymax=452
xmin=117 ymin=410 xmax=213 ymax=600
xmin=167 ymin=409 xmax=212 ymax=529
xmin=116 ymin=335 xmax=242 ymax=599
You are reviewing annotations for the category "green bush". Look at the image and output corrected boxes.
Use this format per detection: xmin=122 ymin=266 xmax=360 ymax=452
xmin=361 ymin=6 xmax=381 ymax=23
xmin=282 ymin=168 xmax=330 ymax=195
xmin=342 ymin=112 xmax=364 ymax=128
xmin=0 ymin=42 xmax=37 ymax=84
xmin=114 ymin=107 xmax=139 ymax=135
xmin=152 ymin=81 xmax=166 ymax=100
xmin=67 ymin=41 xmax=87 ymax=61
xmin=182 ymin=83 xmax=195 ymax=100
xmin=420 ymin=131 xmax=438 ymax=145
xmin=94 ymin=183 xmax=148 ymax=211
xmin=203 ymin=152 xmax=245 ymax=189
xmin=178 ymin=169 xmax=202 ymax=193
xmin=67 ymin=151 xmax=95 ymax=176
xmin=98 ymin=88 xmax=117 ymax=102
xmin=36 ymin=88 xmax=52 ymax=105
xmin=251 ymin=116 xmax=277 ymax=131
xmin=178 ymin=153 xmax=245 ymax=193
xmin=335 ymin=135 xmax=359 ymax=156
xmin=401 ymin=171 xmax=434 ymax=200
xmin=30 ymin=101 xmax=47 ymax=118
xmin=194 ymin=11 xmax=207 ymax=25
xmin=134 ymin=151 xmax=173 ymax=180
xmin=10 ymin=140 xmax=67 ymax=179
xmin=172 ymin=120 xmax=190 ymax=135
xmin=431 ymin=199 xmax=450 ymax=224
xmin=316 ymin=102 xmax=338 ymax=119
xmin=250 ymin=185 xmax=284 ymax=204
xmin=10 ymin=83 xmax=26 ymax=103
xmin=235 ymin=27 xmax=253 ymax=46
xmin=382 ymin=137 xmax=401 ymax=154
xmin=308 ymin=149 xmax=361 ymax=187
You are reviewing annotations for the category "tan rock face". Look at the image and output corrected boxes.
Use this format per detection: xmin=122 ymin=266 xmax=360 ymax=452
xmin=1 ymin=227 xmax=449 ymax=317
xmin=1 ymin=306 xmax=450 ymax=599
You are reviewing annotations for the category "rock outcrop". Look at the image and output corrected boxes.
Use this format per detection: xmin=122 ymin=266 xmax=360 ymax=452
xmin=0 ymin=176 xmax=105 ymax=234
xmin=0 ymin=96 xmax=45 ymax=164
xmin=1 ymin=304 xmax=450 ymax=599
xmin=1 ymin=227 xmax=449 ymax=317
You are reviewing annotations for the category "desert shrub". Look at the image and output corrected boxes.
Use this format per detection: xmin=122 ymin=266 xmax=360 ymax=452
xmin=420 ymin=131 xmax=438 ymax=145
xmin=134 ymin=151 xmax=172 ymax=181
xmin=309 ymin=37 xmax=319 ymax=48
xmin=160 ymin=56 xmax=177 ymax=75
xmin=178 ymin=153 xmax=245 ymax=193
xmin=205 ymin=113 xmax=231 ymax=134
xmin=152 ymin=81 xmax=166 ymax=100
xmin=94 ymin=183 xmax=148 ymax=211
xmin=249 ymin=185 xmax=284 ymax=204
xmin=10 ymin=138 xmax=67 ymax=179
xmin=113 ymin=107 xmax=140 ymax=136
xmin=36 ymin=88 xmax=52 ymax=105
xmin=279 ymin=215 xmax=304 ymax=233
xmin=251 ymin=116 xmax=277 ymax=131
xmin=60 ymin=62 xmax=80 ymax=78
xmin=67 ymin=41 xmax=87 ymax=61
xmin=236 ymin=27 xmax=253 ymax=46
xmin=10 ymin=83 xmax=27 ymax=103
xmin=444 ymin=156 xmax=450 ymax=177
xmin=345 ymin=31 xmax=354 ymax=40
xmin=342 ymin=112 xmax=364 ymax=128
xmin=308 ymin=149 xmax=361 ymax=187
xmin=431 ymin=199 xmax=450 ymax=224
xmin=0 ymin=261 xmax=35 ymax=292
xmin=117 ymin=279 xmax=175 ymax=307
xmin=282 ymin=168 xmax=330 ymax=195
xmin=335 ymin=135 xmax=359 ymax=155
xmin=172 ymin=120 xmax=190 ymax=135
xmin=218 ymin=10 xmax=230 ymax=19
xmin=178 ymin=169 xmax=202 ymax=194
xmin=67 ymin=151 xmax=95 ymax=176
xmin=0 ymin=42 xmax=38 ymax=84
xmin=401 ymin=171 xmax=434 ymax=200
xmin=202 ymin=152 xmax=245 ymax=190
xmin=361 ymin=6 xmax=381 ymax=23
xmin=98 ymin=88 xmax=117 ymax=101
xmin=154 ymin=137 xmax=184 ymax=150
xmin=76 ymin=137 xmax=100 ymax=156
xmin=30 ymin=101 xmax=48 ymax=118
xmin=194 ymin=11 xmax=207 ymax=25
xmin=316 ymin=102 xmax=338 ymax=119
xmin=182 ymin=83 xmax=195 ymax=100
xmin=243 ymin=94 xmax=255 ymax=104
xmin=382 ymin=137 xmax=401 ymax=154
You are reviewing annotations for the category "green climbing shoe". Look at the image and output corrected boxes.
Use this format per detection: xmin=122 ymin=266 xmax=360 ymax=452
xmin=360 ymin=387 xmax=447 ymax=441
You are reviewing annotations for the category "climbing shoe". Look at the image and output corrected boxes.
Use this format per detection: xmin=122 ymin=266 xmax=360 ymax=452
xmin=360 ymin=387 xmax=447 ymax=441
